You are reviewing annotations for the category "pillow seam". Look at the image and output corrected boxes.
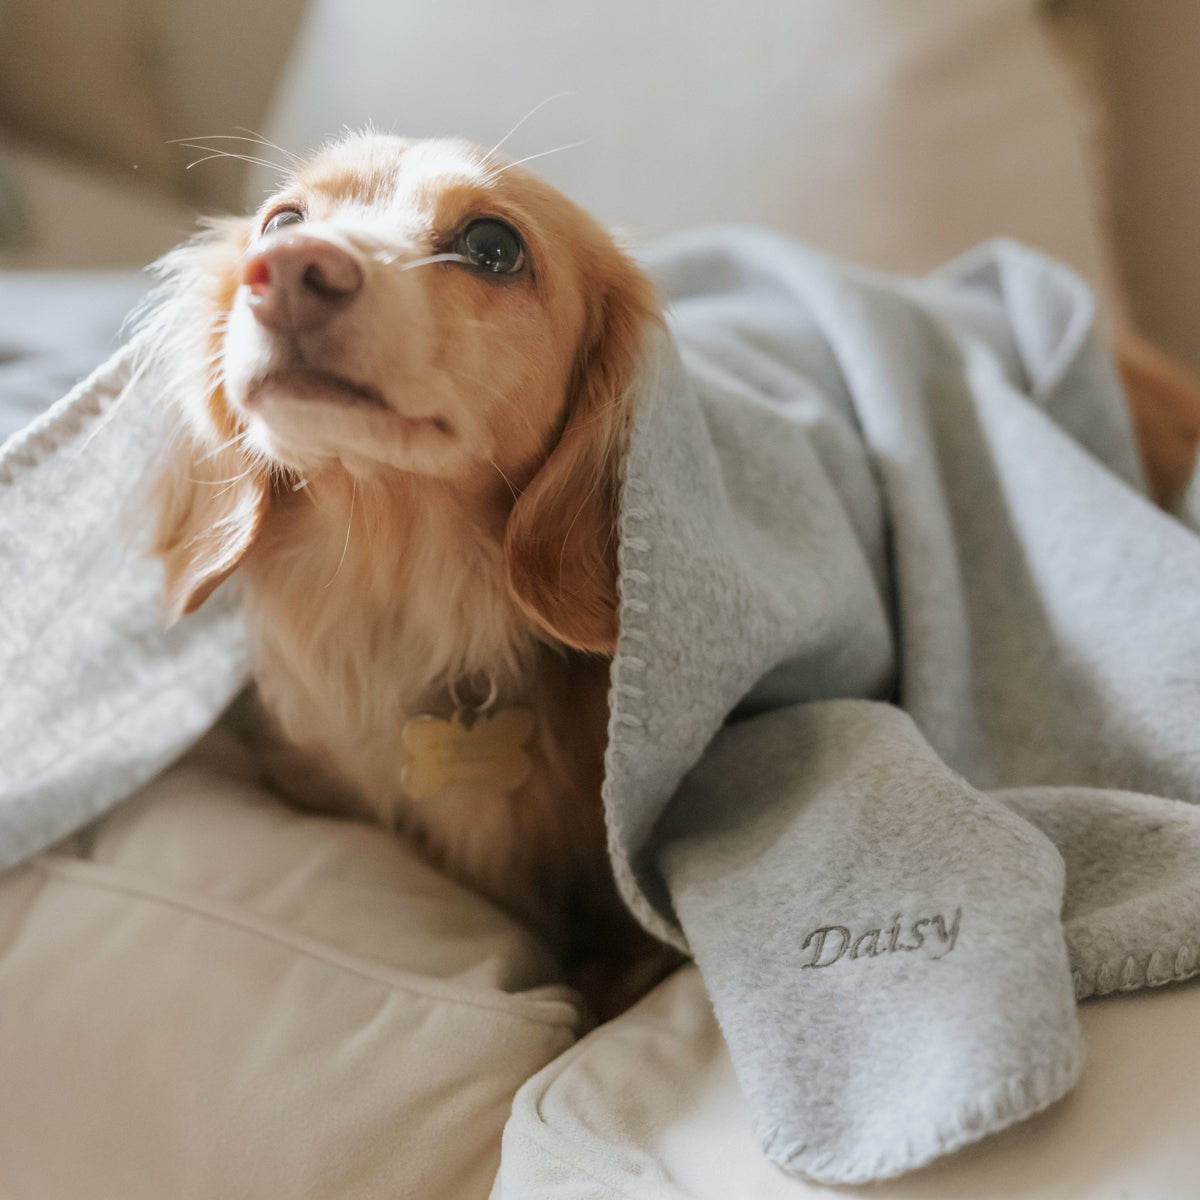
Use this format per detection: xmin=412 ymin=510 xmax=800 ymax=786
xmin=33 ymin=853 xmax=579 ymax=1027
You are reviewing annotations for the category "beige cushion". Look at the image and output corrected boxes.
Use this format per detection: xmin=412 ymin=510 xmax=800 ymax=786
xmin=496 ymin=966 xmax=1200 ymax=1198
xmin=1 ymin=0 xmax=1113 ymax=296
xmin=0 ymin=0 xmax=304 ymax=211
xmin=0 ymin=138 xmax=194 ymax=270
xmin=0 ymin=731 xmax=579 ymax=1200
xmin=1044 ymin=0 xmax=1200 ymax=368
xmin=259 ymin=0 xmax=1109 ymax=292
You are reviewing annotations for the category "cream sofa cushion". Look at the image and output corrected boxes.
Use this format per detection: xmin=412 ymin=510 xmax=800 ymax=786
xmin=0 ymin=731 xmax=579 ymax=1200
xmin=0 ymin=0 xmax=305 ymax=211
xmin=495 ymin=966 xmax=1200 ymax=1198
xmin=1043 ymin=0 xmax=1200 ymax=368
xmin=0 ymin=138 xmax=193 ymax=270
xmin=258 ymin=0 xmax=1110 ymax=293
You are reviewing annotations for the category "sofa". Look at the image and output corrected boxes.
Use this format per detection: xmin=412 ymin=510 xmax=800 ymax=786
xmin=2 ymin=2 xmax=1199 ymax=1196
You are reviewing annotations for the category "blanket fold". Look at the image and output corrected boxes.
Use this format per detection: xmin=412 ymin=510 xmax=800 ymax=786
xmin=4 ymin=230 xmax=1200 ymax=1184
xmin=0 ymin=347 xmax=249 ymax=867
xmin=661 ymin=700 xmax=1081 ymax=1183
xmin=602 ymin=230 xmax=1200 ymax=1181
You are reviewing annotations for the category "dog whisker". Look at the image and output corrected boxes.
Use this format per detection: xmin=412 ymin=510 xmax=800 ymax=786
xmin=178 ymin=143 xmax=290 ymax=175
xmin=67 ymin=390 xmax=130 ymax=463
xmin=170 ymin=132 xmax=300 ymax=170
xmin=69 ymin=343 xmax=171 ymax=462
xmin=183 ymin=152 xmax=281 ymax=174
xmin=485 ymin=139 xmax=590 ymax=181
xmin=486 ymin=457 xmax=521 ymax=503
xmin=232 ymin=127 xmax=303 ymax=166
xmin=323 ymin=476 xmax=358 ymax=589
xmin=185 ymin=469 xmax=256 ymax=487
xmin=197 ymin=430 xmax=255 ymax=464
xmin=486 ymin=91 xmax=577 ymax=162
xmin=214 ymin=472 xmax=260 ymax=499
xmin=397 ymin=253 xmax=472 ymax=270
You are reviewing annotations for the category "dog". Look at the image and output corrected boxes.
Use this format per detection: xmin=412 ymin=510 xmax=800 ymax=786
xmin=142 ymin=129 xmax=1200 ymax=1019
xmin=143 ymin=131 xmax=678 ymax=1019
xmin=1114 ymin=326 xmax=1200 ymax=511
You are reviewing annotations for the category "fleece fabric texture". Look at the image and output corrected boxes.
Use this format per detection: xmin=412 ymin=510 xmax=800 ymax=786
xmin=0 ymin=344 xmax=249 ymax=867
xmin=3 ymin=232 xmax=1200 ymax=1184
xmin=597 ymin=229 xmax=1200 ymax=1183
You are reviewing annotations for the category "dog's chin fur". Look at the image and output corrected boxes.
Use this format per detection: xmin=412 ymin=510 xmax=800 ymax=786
xmin=142 ymin=132 xmax=677 ymax=1012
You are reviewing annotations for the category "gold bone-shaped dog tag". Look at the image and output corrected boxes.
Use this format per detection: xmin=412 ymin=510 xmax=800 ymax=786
xmin=400 ymin=708 xmax=536 ymax=801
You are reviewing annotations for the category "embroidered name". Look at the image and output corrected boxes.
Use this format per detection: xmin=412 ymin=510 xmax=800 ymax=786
xmin=800 ymin=909 xmax=963 ymax=968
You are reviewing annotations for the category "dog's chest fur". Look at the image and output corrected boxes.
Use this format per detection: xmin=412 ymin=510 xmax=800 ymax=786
xmin=236 ymin=474 xmax=612 ymax=930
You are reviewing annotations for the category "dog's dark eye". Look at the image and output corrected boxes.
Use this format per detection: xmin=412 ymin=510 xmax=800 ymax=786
xmin=263 ymin=208 xmax=305 ymax=236
xmin=459 ymin=219 xmax=525 ymax=275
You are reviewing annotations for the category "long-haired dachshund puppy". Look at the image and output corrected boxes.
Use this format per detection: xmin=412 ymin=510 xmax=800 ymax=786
xmin=142 ymin=130 xmax=1200 ymax=1018
xmin=144 ymin=132 xmax=676 ymax=1017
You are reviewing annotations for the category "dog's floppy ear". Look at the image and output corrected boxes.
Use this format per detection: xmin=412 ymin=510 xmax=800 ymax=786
xmin=152 ymin=430 xmax=271 ymax=624
xmin=505 ymin=252 xmax=659 ymax=656
xmin=142 ymin=214 xmax=269 ymax=624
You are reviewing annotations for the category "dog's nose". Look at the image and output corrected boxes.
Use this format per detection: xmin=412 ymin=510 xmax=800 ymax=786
xmin=242 ymin=237 xmax=364 ymax=332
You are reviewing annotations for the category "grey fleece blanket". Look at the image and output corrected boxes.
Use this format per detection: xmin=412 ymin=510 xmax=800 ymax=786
xmin=4 ymin=230 xmax=1200 ymax=1184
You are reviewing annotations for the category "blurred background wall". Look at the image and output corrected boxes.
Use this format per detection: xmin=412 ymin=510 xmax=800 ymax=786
xmin=0 ymin=0 xmax=1196 ymax=370
xmin=0 ymin=0 xmax=305 ymax=212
